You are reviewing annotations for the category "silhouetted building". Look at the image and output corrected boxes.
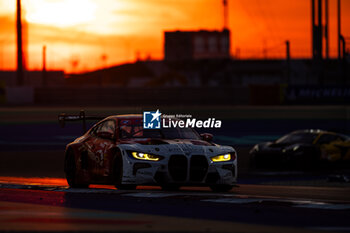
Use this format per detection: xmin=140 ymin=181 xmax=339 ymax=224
xmin=164 ymin=30 xmax=230 ymax=61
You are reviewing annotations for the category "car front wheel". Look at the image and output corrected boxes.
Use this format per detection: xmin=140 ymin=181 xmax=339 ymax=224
xmin=161 ymin=184 xmax=180 ymax=191
xmin=210 ymin=184 xmax=233 ymax=192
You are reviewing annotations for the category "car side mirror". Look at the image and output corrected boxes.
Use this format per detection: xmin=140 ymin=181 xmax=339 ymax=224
xmin=97 ymin=131 xmax=115 ymax=140
xmin=201 ymin=133 xmax=213 ymax=142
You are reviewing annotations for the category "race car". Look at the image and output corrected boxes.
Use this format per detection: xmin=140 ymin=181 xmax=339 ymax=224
xmin=250 ymin=129 xmax=349 ymax=169
xmin=59 ymin=112 xmax=237 ymax=191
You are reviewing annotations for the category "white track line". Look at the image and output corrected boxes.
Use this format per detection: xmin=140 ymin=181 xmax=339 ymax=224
xmin=294 ymin=203 xmax=350 ymax=210
xmin=202 ymin=198 xmax=264 ymax=204
xmin=122 ymin=192 xmax=176 ymax=198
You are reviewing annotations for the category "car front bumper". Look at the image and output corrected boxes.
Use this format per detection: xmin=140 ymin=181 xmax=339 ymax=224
xmin=121 ymin=152 xmax=237 ymax=186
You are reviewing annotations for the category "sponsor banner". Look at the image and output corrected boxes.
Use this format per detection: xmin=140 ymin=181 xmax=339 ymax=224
xmin=285 ymin=86 xmax=350 ymax=104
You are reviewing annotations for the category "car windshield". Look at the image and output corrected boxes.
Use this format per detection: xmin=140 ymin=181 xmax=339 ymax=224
xmin=119 ymin=121 xmax=200 ymax=140
xmin=275 ymin=132 xmax=317 ymax=144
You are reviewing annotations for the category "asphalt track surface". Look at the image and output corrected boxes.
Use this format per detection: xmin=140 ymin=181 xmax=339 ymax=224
xmin=0 ymin=177 xmax=350 ymax=233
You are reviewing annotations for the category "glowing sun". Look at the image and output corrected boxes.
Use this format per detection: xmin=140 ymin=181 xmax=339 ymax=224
xmin=24 ymin=0 xmax=96 ymax=27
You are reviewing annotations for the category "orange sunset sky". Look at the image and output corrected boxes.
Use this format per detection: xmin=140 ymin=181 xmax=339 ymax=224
xmin=0 ymin=0 xmax=349 ymax=73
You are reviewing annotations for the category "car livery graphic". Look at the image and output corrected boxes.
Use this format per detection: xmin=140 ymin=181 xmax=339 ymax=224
xmin=59 ymin=111 xmax=237 ymax=191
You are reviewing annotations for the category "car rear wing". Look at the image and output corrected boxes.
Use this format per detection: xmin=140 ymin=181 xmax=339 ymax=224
xmin=58 ymin=110 xmax=105 ymax=133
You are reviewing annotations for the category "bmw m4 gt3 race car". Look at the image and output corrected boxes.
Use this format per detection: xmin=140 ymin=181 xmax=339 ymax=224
xmin=59 ymin=112 xmax=237 ymax=192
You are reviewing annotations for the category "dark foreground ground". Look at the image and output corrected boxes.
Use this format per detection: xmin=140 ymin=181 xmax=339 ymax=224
xmin=0 ymin=177 xmax=350 ymax=233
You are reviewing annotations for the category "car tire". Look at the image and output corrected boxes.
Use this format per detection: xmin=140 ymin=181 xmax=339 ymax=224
xmin=64 ymin=149 xmax=89 ymax=188
xmin=210 ymin=184 xmax=233 ymax=192
xmin=161 ymin=184 xmax=180 ymax=191
xmin=250 ymin=154 xmax=258 ymax=169
xmin=113 ymin=151 xmax=137 ymax=190
xmin=117 ymin=184 xmax=137 ymax=190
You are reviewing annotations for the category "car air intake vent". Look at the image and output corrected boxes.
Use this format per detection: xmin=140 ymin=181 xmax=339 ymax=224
xmin=190 ymin=155 xmax=208 ymax=182
xmin=168 ymin=155 xmax=187 ymax=182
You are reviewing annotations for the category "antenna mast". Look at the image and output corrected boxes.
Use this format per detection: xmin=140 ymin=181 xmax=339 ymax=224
xmin=223 ymin=0 xmax=228 ymax=30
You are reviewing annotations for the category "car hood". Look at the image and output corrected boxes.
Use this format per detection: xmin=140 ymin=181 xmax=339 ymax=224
xmin=119 ymin=138 xmax=213 ymax=146
xmin=259 ymin=142 xmax=312 ymax=150
xmin=118 ymin=138 xmax=234 ymax=157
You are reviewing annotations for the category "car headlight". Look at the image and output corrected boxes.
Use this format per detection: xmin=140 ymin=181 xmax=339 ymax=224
xmin=210 ymin=153 xmax=233 ymax=162
xmin=250 ymin=144 xmax=259 ymax=153
xmin=282 ymin=145 xmax=300 ymax=153
xmin=131 ymin=152 xmax=161 ymax=161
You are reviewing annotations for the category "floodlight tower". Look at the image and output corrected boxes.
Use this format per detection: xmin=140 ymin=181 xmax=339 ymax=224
xmin=325 ymin=0 xmax=329 ymax=59
xmin=16 ymin=0 xmax=24 ymax=86
xmin=338 ymin=0 xmax=341 ymax=60
xmin=311 ymin=0 xmax=330 ymax=60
